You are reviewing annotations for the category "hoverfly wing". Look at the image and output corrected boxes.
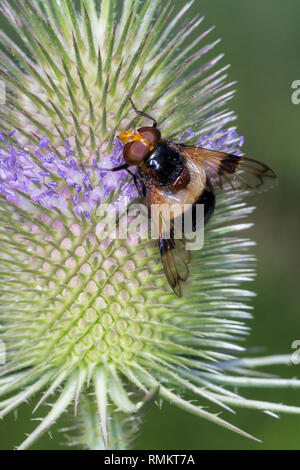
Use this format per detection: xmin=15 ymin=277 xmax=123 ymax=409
xmin=159 ymin=236 xmax=190 ymax=297
xmin=178 ymin=145 xmax=277 ymax=194
xmin=146 ymin=185 xmax=191 ymax=297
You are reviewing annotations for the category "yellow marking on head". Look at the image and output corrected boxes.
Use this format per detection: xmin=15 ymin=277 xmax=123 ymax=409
xmin=118 ymin=130 xmax=154 ymax=151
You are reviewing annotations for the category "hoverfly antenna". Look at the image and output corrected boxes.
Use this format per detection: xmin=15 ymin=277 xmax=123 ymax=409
xmin=129 ymin=97 xmax=157 ymax=128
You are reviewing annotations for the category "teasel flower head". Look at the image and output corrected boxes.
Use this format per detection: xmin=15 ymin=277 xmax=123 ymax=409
xmin=0 ymin=0 xmax=299 ymax=450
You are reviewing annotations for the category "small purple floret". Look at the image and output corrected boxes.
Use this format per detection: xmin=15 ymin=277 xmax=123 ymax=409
xmin=196 ymin=127 xmax=244 ymax=156
xmin=38 ymin=136 xmax=49 ymax=149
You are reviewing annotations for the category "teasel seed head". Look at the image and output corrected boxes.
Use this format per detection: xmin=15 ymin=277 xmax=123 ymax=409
xmin=0 ymin=0 xmax=299 ymax=450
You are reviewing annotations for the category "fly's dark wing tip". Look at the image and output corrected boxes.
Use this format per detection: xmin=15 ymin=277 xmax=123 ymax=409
xmin=180 ymin=268 xmax=190 ymax=282
xmin=160 ymin=241 xmax=188 ymax=297
xmin=173 ymin=285 xmax=182 ymax=297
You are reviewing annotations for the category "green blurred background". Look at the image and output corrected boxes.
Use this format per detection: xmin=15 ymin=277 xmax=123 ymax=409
xmin=1 ymin=0 xmax=300 ymax=450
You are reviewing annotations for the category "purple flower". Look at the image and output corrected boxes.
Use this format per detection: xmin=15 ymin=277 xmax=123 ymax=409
xmin=197 ymin=128 xmax=244 ymax=155
xmin=0 ymin=134 xmax=139 ymax=218
xmin=0 ymin=128 xmax=244 ymax=218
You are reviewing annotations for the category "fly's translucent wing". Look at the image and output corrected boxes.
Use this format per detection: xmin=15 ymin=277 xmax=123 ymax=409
xmin=146 ymin=185 xmax=192 ymax=297
xmin=178 ymin=145 xmax=277 ymax=194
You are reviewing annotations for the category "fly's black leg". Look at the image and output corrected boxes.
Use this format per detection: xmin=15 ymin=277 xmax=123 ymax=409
xmin=93 ymin=163 xmax=130 ymax=172
xmin=129 ymin=97 xmax=157 ymax=128
xmin=94 ymin=161 xmax=147 ymax=198
xmin=125 ymin=168 xmax=144 ymax=198
xmin=98 ymin=164 xmax=144 ymax=198
xmin=109 ymin=163 xmax=129 ymax=172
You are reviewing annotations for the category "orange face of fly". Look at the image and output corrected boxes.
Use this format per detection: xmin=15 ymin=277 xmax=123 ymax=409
xmin=118 ymin=127 xmax=161 ymax=165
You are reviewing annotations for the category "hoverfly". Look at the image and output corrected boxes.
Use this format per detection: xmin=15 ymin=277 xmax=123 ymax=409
xmin=105 ymin=98 xmax=276 ymax=296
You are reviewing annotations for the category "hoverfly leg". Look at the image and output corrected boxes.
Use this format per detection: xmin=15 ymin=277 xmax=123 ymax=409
xmin=96 ymin=163 xmax=130 ymax=172
xmin=125 ymin=168 xmax=145 ymax=198
xmin=98 ymin=163 xmax=144 ymax=197
xmin=129 ymin=97 xmax=157 ymax=128
xmin=109 ymin=163 xmax=129 ymax=172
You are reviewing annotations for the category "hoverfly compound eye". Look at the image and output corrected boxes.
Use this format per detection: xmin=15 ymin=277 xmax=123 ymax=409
xmin=123 ymin=141 xmax=151 ymax=165
xmin=138 ymin=127 xmax=161 ymax=147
